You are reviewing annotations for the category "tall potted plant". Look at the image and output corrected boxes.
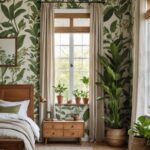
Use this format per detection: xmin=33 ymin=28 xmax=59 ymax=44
xmin=96 ymin=37 xmax=131 ymax=146
xmin=53 ymin=82 xmax=67 ymax=105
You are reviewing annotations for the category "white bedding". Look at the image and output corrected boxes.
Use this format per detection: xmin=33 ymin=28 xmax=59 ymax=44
xmin=0 ymin=113 xmax=40 ymax=150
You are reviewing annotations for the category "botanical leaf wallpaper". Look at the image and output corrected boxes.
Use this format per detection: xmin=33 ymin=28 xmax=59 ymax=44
xmin=0 ymin=0 xmax=132 ymax=132
xmin=0 ymin=0 xmax=40 ymax=121
xmin=55 ymin=104 xmax=89 ymax=136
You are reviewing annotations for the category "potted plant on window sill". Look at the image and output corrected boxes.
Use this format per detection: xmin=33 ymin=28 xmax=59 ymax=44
xmin=81 ymin=90 xmax=89 ymax=104
xmin=53 ymin=82 xmax=67 ymax=105
xmin=80 ymin=76 xmax=89 ymax=104
xmin=73 ymin=89 xmax=82 ymax=105
xmin=128 ymin=115 xmax=150 ymax=149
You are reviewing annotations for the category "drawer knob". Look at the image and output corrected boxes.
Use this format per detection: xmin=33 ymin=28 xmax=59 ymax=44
xmin=72 ymin=133 xmax=75 ymax=135
xmin=71 ymin=125 xmax=74 ymax=128
xmin=52 ymin=132 xmax=55 ymax=135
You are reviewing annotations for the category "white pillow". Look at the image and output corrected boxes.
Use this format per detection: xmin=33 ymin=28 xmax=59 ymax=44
xmin=0 ymin=100 xmax=30 ymax=116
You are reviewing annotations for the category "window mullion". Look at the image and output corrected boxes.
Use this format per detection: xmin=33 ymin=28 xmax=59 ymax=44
xmin=69 ymin=33 xmax=74 ymax=99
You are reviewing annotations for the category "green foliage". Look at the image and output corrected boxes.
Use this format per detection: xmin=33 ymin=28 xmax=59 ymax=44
xmin=81 ymin=90 xmax=88 ymax=98
xmin=80 ymin=76 xmax=89 ymax=86
xmin=128 ymin=116 xmax=150 ymax=144
xmin=53 ymin=82 xmax=67 ymax=96
xmin=96 ymin=36 xmax=131 ymax=129
xmin=80 ymin=76 xmax=89 ymax=98
xmin=72 ymin=89 xmax=82 ymax=98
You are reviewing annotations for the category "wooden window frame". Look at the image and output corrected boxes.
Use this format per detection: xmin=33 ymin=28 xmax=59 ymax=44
xmin=146 ymin=0 xmax=150 ymax=19
xmin=54 ymin=13 xmax=90 ymax=33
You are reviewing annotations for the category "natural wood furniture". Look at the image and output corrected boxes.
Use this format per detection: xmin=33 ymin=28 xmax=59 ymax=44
xmin=43 ymin=120 xmax=84 ymax=144
xmin=0 ymin=84 xmax=34 ymax=150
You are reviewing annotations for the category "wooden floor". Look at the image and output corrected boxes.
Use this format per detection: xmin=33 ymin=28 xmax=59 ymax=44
xmin=92 ymin=143 xmax=127 ymax=150
xmin=36 ymin=142 xmax=128 ymax=150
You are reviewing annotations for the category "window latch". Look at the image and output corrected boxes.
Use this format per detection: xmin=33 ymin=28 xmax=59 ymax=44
xmin=70 ymin=64 xmax=73 ymax=67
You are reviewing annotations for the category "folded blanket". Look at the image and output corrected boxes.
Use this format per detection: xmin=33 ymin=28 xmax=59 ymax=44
xmin=0 ymin=115 xmax=39 ymax=150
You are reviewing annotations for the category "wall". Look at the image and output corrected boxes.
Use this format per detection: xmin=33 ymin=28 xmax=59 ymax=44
xmin=0 ymin=0 xmax=132 ymax=125
xmin=0 ymin=0 xmax=40 ymax=121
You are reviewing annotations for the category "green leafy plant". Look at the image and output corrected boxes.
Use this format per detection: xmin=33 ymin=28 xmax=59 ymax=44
xmin=80 ymin=76 xmax=89 ymax=87
xmin=80 ymin=76 xmax=89 ymax=99
xmin=128 ymin=116 xmax=150 ymax=138
xmin=53 ymin=82 xmax=67 ymax=96
xmin=73 ymin=89 xmax=82 ymax=98
xmin=128 ymin=116 xmax=150 ymax=145
xmin=96 ymin=36 xmax=131 ymax=129
xmin=81 ymin=90 xmax=88 ymax=98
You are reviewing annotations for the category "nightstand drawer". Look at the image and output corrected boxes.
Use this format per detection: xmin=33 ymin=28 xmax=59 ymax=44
xmin=64 ymin=130 xmax=83 ymax=137
xmin=43 ymin=122 xmax=63 ymax=129
xmin=64 ymin=123 xmax=83 ymax=129
xmin=43 ymin=129 xmax=63 ymax=137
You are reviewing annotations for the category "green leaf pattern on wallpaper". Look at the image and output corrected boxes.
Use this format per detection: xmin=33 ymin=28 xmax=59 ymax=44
xmin=0 ymin=0 xmax=40 ymax=121
xmin=55 ymin=105 xmax=89 ymax=135
xmin=0 ymin=0 xmax=132 ymax=124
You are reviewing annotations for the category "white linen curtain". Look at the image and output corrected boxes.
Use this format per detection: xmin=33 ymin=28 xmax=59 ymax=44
xmin=89 ymin=3 xmax=104 ymax=142
xmin=129 ymin=0 xmax=146 ymax=149
xmin=39 ymin=3 xmax=55 ymax=125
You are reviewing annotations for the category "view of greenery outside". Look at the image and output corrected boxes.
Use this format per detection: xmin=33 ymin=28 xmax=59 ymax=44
xmin=55 ymin=33 xmax=89 ymax=103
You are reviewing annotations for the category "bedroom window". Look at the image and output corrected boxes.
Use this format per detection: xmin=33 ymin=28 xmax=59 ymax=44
xmin=145 ymin=0 xmax=150 ymax=115
xmin=54 ymin=13 xmax=90 ymax=102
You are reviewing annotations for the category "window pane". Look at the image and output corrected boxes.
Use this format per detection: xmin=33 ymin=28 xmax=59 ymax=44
xmin=60 ymin=34 xmax=69 ymax=45
xmin=60 ymin=46 xmax=69 ymax=57
xmin=74 ymin=34 xmax=82 ymax=45
xmin=73 ymin=18 xmax=90 ymax=27
xmin=55 ymin=59 xmax=69 ymax=71
xmin=55 ymin=18 xmax=70 ymax=27
xmin=83 ymin=46 xmax=89 ymax=58
xmin=74 ymin=59 xmax=83 ymax=71
xmin=55 ymin=33 xmax=61 ymax=45
xmin=83 ymin=34 xmax=89 ymax=45
xmin=55 ymin=33 xmax=89 ymax=102
xmin=74 ymin=46 xmax=82 ymax=58
xmin=83 ymin=59 xmax=89 ymax=70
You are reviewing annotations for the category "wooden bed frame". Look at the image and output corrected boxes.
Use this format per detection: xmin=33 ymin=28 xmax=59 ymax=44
xmin=0 ymin=84 xmax=34 ymax=150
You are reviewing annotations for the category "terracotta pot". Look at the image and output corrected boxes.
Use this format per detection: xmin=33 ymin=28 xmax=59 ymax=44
xmin=83 ymin=98 xmax=89 ymax=104
xmin=67 ymin=100 xmax=72 ymax=104
xmin=106 ymin=128 xmax=126 ymax=147
xmin=73 ymin=115 xmax=80 ymax=121
xmin=75 ymin=97 xmax=81 ymax=105
xmin=57 ymin=95 xmax=63 ymax=105
xmin=131 ymin=136 xmax=147 ymax=150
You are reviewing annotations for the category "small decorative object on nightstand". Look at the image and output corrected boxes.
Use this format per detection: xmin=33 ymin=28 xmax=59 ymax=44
xmin=42 ymin=120 xmax=84 ymax=144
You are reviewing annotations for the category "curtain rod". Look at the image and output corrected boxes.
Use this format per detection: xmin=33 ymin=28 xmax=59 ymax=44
xmin=38 ymin=0 xmax=105 ymax=4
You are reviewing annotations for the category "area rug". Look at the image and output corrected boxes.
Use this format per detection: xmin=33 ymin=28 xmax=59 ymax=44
xmin=36 ymin=145 xmax=93 ymax=150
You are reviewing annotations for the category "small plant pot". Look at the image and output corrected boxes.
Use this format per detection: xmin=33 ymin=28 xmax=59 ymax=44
xmin=83 ymin=98 xmax=89 ymax=104
xmin=57 ymin=95 xmax=63 ymax=105
xmin=75 ymin=97 xmax=81 ymax=105
xmin=73 ymin=115 xmax=80 ymax=121
xmin=67 ymin=100 xmax=72 ymax=104
xmin=106 ymin=128 xmax=126 ymax=147
xmin=131 ymin=136 xmax=146 ymax=150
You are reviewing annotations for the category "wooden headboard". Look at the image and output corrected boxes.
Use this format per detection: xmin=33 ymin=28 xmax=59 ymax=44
xmin=0 ymin=85 xmax=34 ymax=119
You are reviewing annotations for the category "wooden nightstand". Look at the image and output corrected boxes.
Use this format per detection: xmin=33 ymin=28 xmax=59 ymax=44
xmin=42 ymin=120 xmax=84 ymax=144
